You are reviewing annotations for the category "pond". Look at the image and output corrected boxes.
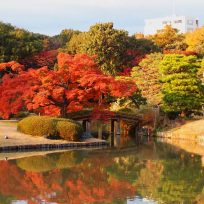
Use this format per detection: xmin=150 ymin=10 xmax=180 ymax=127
xmin=0 ymin=140 xmax=204 ymax=204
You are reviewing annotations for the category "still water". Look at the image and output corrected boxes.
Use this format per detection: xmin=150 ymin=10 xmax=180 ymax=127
xmin=0 ymin=140 xmax=204 ymax=204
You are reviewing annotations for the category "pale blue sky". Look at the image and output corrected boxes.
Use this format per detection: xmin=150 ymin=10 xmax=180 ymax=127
xmin=0 ymin=0 xmax=203 ymax=36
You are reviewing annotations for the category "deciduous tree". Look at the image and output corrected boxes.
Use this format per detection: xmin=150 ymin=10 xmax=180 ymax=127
xmin=186 ymin=26 xmax=204 ymax=56
xmin=64 ymin=22 xmax=130 ymax=75
xmin=131 ymin=53 xmax=163 ymax=105
xmin=149 ymin=25 xmax=187 ymax=51
xmin=0 ymin=21 xmax=45 ymax=62
xmin=0 ymin=53 xmax=137 ymax=119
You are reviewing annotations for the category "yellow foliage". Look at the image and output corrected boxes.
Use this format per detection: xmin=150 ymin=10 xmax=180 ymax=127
xmin=17 ymin=116 xmax=56 ymax=136
xmin=17 ymin=155 xmax=56 ymax=172
xmin=186 ymin=26 xmax=204 ymax=55
xmin=56 ymin=120 xmax=83 ymax=141
xmin=17 ymin=116 xmax=83 ymax=141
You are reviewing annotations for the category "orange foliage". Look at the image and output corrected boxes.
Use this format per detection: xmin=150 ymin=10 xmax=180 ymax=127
xmin=0 ymin=156 xmax=136 ymax=203
xmin=0 ymin=61 xmax=24 ymax=72
xmin=20 ymin=50 xmax=58 ymax=68
xmin=0 ymin=53 xmax=137 ymax=119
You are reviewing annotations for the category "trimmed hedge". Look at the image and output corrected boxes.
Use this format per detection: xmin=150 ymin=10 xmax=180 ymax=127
xmin=17 ymin=116 xmax=83 ymax=141
xmin=56 ymin=121 xmax=82 ymax=141
xmin=17 ymin=116 xmax=56 ymax=136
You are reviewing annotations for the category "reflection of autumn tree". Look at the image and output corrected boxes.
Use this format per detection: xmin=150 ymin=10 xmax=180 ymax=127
xmin=63 ymin=155 xmax=136 ymax=204
xmin=17 ymin=155 xmax=56 ymax=173
xmin=136 ymin=154 xmax=204 ymax=204
xmin=1 ymin=143 xmax=204 ymax=203
xmin=0 ymin=152 xmax=136 ymax=204
xmin=0 ymin=161 xmax=36 ymax=201
xmin=106 ymin=155 xmax=143 ymax=184
xmin=136 ymin=160 xmax=163 ymax=202
xmin=196 ymin=188 xmax=204 ymax=204
xmin=56 ymin=151 xmax=84 ymax=169
xmin=158 ymin=155 xmax=204 ymax=203
xmin=16 ymin=151 xmax=83 ymax=173
xmin=0 ymin=193 xmax=14 ymax=204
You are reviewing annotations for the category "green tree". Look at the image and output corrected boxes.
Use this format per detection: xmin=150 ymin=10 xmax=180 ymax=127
xmin=63 ymin=31 xmax=89 ymax=54
xmin=149 ymin=25 xmax=187 ymax=51
xmin=131 ymin=53 xmax=163 ymax=105
xmin=52 ymin=29 xmax=81 ymax=49
xmin=0 ymin=21 xmax=45 ymax=62
xmin=197 ymin=58 xmax=204 ymax=81
xmin=64 ymin=22 xmax=129 ymax=75
xmin=130 ymin=36 xmax=160 ymax=54
xmin=160 ymin=54 xmax=204 ymax=115
xmin=63 ymin=23 xmax=161 ymax=75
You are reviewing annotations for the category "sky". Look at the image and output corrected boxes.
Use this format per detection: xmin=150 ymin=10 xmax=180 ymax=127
xmin=0 ymin=0 xmax=203 ymax=36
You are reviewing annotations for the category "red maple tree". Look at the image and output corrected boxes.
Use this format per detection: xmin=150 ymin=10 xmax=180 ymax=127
xmin=0 ymin=53 xmax=137 ymax=119
xmin=20 ymin=50 xmax=58 ymax=68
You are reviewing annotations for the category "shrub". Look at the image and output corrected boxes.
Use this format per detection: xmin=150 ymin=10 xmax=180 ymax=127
xmin=56 ymin=120 xmax=83 ymax=141
xmin=17 ymin=116 xmax=56 ymax=136
xmin=17 ymin=116 xmax=83 ymax=141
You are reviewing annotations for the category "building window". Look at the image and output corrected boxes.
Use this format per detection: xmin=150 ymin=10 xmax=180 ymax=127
xmin=162 ymin=21 xmax=171 ymax=25
xmin=174 ymin=20 xmax=182 ymax=24
xmin=187 ymin=20 xmax=194 ymax=25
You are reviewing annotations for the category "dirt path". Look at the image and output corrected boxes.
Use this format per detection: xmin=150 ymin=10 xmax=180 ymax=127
xmin=0 ymin=121 xmax=106 ymax=147
xmin=0 ymin=121 xmax=71 ymax=147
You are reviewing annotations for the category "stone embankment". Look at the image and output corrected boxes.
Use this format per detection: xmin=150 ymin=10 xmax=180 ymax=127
xmin=156 ymin=119 xmax=204 ymax=166
xmin=157 ymin=119 xmax=204 ymax=141
xmin=0 ymin=120 xmax=108 ymax=152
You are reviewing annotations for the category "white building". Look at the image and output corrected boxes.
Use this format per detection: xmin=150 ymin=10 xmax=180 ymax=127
xmin=144 ymin=15 xmax=199 ymax=36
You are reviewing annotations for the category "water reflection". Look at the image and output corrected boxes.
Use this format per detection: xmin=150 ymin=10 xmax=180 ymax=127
xmin=0 ymin=141 xmax=204 ymax=204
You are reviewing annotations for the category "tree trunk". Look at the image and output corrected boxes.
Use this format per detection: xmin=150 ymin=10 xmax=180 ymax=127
xmin=60 ymin=106 xmax=67 ymax=118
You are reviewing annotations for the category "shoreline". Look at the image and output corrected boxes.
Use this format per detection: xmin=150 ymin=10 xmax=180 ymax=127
xmin=0 ymin=120 xmax=108 ymax=152
xmin=156 ymin=118 xmax=204 ymax=142
xmin=0 ymin=139 xmax=108 ymax=153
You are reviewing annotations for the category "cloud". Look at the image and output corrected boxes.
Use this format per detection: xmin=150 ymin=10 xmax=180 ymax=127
xmin=0 ymin=0 xmax=203 ymax=35
xmin=0 ymin=0 xmax=193 ymax=10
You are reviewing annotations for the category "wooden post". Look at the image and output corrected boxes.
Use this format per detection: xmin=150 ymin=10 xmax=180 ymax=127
xmin=135 ymin=122 xmax=138 ymax=138
xmin=115 ymin=119 xmax=121 ymax=147
xmin=98 ymin=121 xmax=103 ymax=139
xmin=135 ymin=122 xmax=140 ymax=145
xmin=82 ymin=120 xmax=91 ymax=134
xmin=82 ymin=120 xmax=87 ymax=132
xmin=116 ymin=119 xmax=121 ymax=135
xmin=110 ymin=119 xmax=115 ymax=147
xmin=86 ymin=120 xmax=91 ymax=133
